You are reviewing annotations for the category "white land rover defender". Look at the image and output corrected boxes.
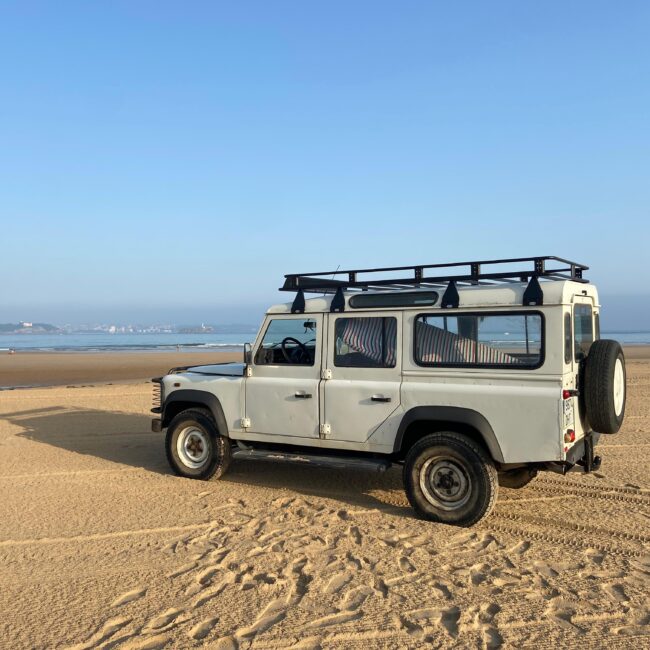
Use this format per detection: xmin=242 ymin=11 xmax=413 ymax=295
xmin=152 ymin=257 xmax=626 ymax=526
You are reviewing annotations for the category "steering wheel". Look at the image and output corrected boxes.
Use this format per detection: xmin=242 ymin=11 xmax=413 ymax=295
xmin=281 ymin=337 xmax=311 ymax=364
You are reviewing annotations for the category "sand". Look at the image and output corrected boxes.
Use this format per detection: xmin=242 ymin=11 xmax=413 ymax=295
xmin=0 ymin=357 xmax=648 ymax=648
xmin=0 ymin=351 xmax=242 ymax=388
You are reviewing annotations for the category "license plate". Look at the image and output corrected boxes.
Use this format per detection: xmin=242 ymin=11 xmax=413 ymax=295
xmin=564 ymin=398 xmax=574 ymax=428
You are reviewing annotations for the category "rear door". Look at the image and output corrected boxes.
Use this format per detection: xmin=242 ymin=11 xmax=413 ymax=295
xmin=323 ymin=313 xmax=401 ymax=443
xmin=572 ymin=295 xmax=596 ymax=437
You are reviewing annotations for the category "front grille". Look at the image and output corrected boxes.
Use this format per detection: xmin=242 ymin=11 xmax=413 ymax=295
xmin=152 ymin=377 xmax=163 ymax=413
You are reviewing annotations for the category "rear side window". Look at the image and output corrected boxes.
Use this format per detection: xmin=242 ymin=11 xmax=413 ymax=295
xmin=334 ymin=317 xmax=397 ymax=368
xmin=574 ymin=305 xmax=593 ymax=361
xmin=564 ymin=313 xmax=572 ymax=364
xmin=415 ymin=313 xmax=543 ymax=368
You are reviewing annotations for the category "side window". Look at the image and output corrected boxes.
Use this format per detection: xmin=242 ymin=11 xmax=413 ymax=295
xmin=594 ymin=312 xmax=601 ymax=340
xmin=334 ymin=317 xmax=397 ymax=368
xmin=415 ymin=313 xmax=543 ymax=368
xmin=564 ymin=312 xmax=572 ymax=364
xmin=574 ymin=305 xmax=593 ymax=361
xmin=254 ymin=318 xmax=317 ymax=366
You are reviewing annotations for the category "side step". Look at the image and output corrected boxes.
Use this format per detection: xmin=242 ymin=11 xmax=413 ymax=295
xmin=231 ymin=447 xmax=392 ymax=473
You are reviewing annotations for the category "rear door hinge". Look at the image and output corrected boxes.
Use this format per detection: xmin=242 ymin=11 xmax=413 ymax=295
xmin=321 ymin=368 xmax=332 ymax=380
xmin=240 ymin=417 xmax=251 ymax=429
xmin=319 ymin=423 xmax=331 ymax=438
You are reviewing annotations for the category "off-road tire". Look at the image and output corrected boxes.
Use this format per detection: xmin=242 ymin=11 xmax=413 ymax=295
xmin=583 ymin=340 xmax=626 ymax=434
xmin=165 ymin=409 xmax=232 ymax=480
xmin=403 ymin=431 xmax=498 ymax=527
xmin=498 ymin=468 xmax=538 ymax=489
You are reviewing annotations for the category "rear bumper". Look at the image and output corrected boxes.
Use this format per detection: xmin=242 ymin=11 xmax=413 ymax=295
xmin=540 ymin=431 xmax=602 ymax=475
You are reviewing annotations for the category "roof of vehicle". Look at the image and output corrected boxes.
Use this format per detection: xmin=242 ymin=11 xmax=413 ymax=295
xmin=267 ymin=280 xmax=600 ymax=314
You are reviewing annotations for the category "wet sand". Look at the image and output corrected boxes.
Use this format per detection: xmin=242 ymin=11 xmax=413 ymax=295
xmin=0 ymin=357 xmax=648 ymax=647
xmin=0 ymin=351 xmax=241 ymax=388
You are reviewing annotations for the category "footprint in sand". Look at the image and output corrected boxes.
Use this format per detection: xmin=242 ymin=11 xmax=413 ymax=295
xmin=142 ymin=608 xmax=183 ymax=633
xmin=339 ymin=587 xmax=373 ymax=612
xmin=324 ymin=571 xmax=352 ymax=594
xmin=398 ymin=556 xmax=416 ymax=573
xmin=430 ymin=581 xmax=452 ymax=599
xmin=483 ymin=626 xmax=504 ymax=649
xmin=508 ymin=540 xmax=531 ymax=555
xmin=439 ymin=606 xmax=461 ymax=637
xmin=306 ymin=610 xmax=362 ymax=629
xmin=119 ymin=635 xmax=170 ymax=650
xmin=603 ymin=582 xmax=629 ymax=602
xmin=111 ymin=588 xmax=147 ymax=608
xmin=66 ymin=617 xmax=131 ymax=650
xmin=196 ymin=566 xmax=219 ymax=585
xmin=188 ymin=617 xmax=219 ymax=641
xmin=235 ymin=610 xmax=286 ymax=638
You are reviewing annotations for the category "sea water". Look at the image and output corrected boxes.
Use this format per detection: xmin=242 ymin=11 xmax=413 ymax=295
xmin=0 ymin=332 xmax=251 ymax=352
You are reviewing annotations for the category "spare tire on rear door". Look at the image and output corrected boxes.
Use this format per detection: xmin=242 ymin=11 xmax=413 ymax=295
xmin=583 ymin=339 xmax=626 ymax=433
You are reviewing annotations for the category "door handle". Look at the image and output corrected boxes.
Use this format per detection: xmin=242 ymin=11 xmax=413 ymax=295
xmin=371 ymin=395 xmax=392 ymax=403
xmin=294 ymin=392 xmax=312 ymax=399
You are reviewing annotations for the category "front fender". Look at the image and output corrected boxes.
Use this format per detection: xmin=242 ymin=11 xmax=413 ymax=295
xmin=162 ymin=389 xmax=230 ymax=438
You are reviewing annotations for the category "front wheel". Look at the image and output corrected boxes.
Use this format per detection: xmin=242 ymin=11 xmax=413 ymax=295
xmin=403 ymin=432 xmax=498 ymax=527
xmin=165 ymin=409 xmax=231 ymax=480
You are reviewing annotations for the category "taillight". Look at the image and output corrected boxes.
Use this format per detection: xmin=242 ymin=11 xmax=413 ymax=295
xmin=564 ymin=429 xmax=576 ymax=443
xmin=563 ymin=389 xmax=579 ymax=399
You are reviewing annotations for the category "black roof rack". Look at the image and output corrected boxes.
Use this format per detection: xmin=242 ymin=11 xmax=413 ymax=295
xmin=281 ymin=256 xmax=589 ymax=313
xmin=281 ymin=256 xmax=588 ymax=294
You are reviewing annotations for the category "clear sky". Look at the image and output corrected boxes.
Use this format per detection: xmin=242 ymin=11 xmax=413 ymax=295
xmin=1 ymin=1 xmax=649 ymax=327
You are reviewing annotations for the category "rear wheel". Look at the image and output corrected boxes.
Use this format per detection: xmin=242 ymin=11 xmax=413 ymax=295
xmin=403 ymin=432 xmax=498 ymax=527
xmin=165 ymin=409 xmax=231 ymax=480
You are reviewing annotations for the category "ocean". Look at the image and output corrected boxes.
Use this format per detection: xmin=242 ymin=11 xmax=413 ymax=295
xmin=0 ymin=330 xmax=648 ymax=352
xmin=0 ymin=332 xmax=253 ymax=352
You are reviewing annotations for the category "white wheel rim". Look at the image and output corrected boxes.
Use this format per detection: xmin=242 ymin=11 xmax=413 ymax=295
xmin=177 ymin=426 xmax=210 ymax=469
xmin=613 ymin=358 xmax=625 ymax=417
xmin=419 ymin=457 xmax=471 ymax=511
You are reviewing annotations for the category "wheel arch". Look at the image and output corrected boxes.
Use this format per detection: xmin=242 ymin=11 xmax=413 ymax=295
xmin=162 ymin=389 xmax=230 ymax=438
xmin=393 ymin=406 xmax=504 ymax=463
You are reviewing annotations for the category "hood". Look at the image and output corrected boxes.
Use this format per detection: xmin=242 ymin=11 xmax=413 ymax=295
xmin=171 ymin=362 xmax=246 ymax=377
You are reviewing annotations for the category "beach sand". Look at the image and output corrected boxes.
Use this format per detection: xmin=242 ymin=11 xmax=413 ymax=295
xmin=0 ymin=354 xmax=648 ymax=648
xmin=0 ymin=351 xmax=242 ymax=388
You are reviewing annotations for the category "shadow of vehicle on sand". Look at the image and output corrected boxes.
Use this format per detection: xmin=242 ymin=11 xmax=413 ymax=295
xmin=9 ymin=405 xmax=412 ymax=515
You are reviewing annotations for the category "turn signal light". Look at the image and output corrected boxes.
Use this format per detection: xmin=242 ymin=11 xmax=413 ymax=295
xmin=564 ymin=429 xmax=576 ymax=443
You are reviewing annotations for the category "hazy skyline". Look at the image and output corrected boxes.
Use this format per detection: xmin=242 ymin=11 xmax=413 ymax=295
xmin=2 ymin=2 xmax=649 ymax=328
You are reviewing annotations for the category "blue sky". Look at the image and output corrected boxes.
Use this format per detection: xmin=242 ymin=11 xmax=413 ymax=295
xmin=1 ymin=1 xmax=648 ymax=327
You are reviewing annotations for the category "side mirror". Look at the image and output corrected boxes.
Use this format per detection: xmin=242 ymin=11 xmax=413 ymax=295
xmin=244 ymin=342 xmax=253 ymax=365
